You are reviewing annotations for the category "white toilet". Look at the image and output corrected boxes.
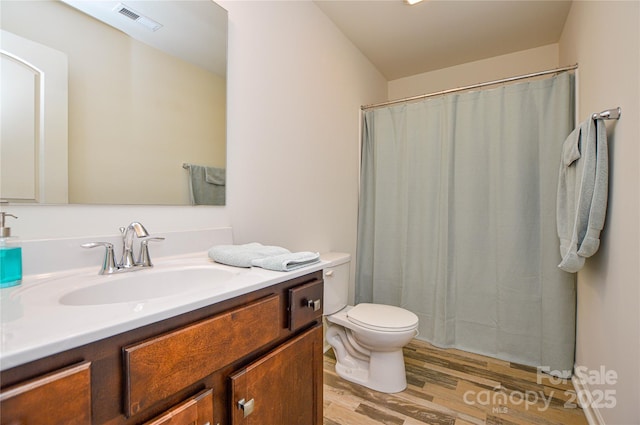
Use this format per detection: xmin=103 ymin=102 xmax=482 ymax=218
xmin=322 ymin=252 xmax=419 ymax=393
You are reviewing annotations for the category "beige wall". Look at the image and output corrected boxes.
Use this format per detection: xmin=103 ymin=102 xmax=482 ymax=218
xmin=2 ymin=1 xmax=225 ymax=205
xmin=218 ymin=0 xmax=387 ymax=297
xmin=221 ymin=1 xmax=386 ymax=257
xmin=559 ymin=2 xmax=640 ymax=424
xmin=388 ymin=44 xmax=559 ymax=100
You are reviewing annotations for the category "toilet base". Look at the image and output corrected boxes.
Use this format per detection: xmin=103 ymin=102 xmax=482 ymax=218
xmin=333 ymin=348 xmax=408 ymax=393
xmin=327 ymin=324 xmax=409 ymax=393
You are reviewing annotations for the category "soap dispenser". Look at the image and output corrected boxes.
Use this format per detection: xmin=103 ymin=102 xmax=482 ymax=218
xmin=0 ymin=213 xmax=22 ymax=288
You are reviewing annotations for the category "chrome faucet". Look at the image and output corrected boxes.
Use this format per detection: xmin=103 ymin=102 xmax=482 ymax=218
xmin=82 ymin=221 xmax=164 ymax=274
xmin=119 ymin=222 xmax=149 ymax=269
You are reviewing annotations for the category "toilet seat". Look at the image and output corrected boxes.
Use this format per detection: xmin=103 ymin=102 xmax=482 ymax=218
xmin=347 ymin=303 xmax=418 ymax=332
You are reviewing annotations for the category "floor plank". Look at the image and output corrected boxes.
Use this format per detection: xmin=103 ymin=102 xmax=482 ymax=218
xmin=323 ymin=339 xmax=588 ymax=425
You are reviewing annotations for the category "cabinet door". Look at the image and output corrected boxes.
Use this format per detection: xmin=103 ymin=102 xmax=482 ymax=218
xmin=143 ymin=389 xmax=213 ymax=425
xmin=229 ymin=324 xmax=323 ymax=425
xmin=0 ymin=361 xmax=91 ymax=425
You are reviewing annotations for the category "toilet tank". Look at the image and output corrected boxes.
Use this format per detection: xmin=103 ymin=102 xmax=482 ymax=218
xmin=321 ymin=252 xmax=351 ymax=315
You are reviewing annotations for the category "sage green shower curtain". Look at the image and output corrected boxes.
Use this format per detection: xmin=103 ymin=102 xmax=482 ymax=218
xmin=356 ymin=73 xmax=576 ymax=373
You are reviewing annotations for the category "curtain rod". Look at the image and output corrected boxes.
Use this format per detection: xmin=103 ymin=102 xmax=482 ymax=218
xmin=361 ymin=63 xmax=579 ymax=111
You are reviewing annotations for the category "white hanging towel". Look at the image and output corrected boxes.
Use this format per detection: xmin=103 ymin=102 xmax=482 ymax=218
xmin=556 ymin=117 xmax=609 ymax=273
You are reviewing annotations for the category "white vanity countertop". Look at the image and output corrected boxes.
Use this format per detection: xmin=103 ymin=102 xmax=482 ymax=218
xmin=0 ymin=252 xmax=327 ymax=371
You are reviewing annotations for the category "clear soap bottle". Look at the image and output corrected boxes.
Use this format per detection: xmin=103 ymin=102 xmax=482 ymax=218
xmin=0 ymin=213 xmax=22 ymax=288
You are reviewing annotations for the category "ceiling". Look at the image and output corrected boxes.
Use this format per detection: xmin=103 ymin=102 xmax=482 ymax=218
xmin=314 ymin=0 xmax=573 ymax=81
xmin=61 ymin=0 xmax=227 ymax=76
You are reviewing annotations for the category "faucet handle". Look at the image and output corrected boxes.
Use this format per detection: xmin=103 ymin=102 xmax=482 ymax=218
xmin=81 ymin=242 xmax=117 ymax=275
xmin=137 ymin=237 xmax=165 ymax=267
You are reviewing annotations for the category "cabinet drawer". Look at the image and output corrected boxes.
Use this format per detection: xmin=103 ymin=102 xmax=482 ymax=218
xmin=143 ymin=389 xmax=213 ymax=425
xmin=0 ymin=361 xmax=91 ymax=425
xmin=124 ymin=294 xmax=280 ymax=417
xmin=288 ymin=279 xmax=323 ymax=331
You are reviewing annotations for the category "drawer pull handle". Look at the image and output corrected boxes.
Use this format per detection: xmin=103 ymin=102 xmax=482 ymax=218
xmin=325 ymin=270 xmax=334 ymax=277
xmin=237 ymin=398 xmax=255 ymax=417
xmin=306 ymin=299 xmax=321 ymax=312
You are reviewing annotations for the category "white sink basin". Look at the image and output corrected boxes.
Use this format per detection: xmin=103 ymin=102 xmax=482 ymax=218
xmin=59 ymin=266 xmax=236 ymax=306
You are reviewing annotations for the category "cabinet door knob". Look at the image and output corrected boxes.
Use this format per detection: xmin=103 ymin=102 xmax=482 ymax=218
xmin=325 ymin=270 xmax=334 ymax=277
xmin=306 ymin=299 xmax=321 ymax=312
xmin=237 ymin=398 xmax=255 ymax=418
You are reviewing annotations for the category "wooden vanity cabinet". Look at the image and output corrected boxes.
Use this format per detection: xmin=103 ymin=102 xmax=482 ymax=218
xmin=0 ymin=271 xmax=323 ymax=425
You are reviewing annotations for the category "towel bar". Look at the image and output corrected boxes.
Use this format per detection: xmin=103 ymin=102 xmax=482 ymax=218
xmin=592 ymin=107 xmax=621 ymax=120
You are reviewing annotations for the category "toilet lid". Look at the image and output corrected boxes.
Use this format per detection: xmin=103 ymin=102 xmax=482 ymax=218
xmin=347 ymin=303 xmax=418 ymax=332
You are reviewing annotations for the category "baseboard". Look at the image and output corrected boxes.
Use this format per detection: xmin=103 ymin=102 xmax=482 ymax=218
xmin=572 ymin=371 xmax=606 ymax=425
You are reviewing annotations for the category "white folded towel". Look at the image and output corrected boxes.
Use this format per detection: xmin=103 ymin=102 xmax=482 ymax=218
xmin=251 ymin=252 xmax=320 ymax=272
xmin=208 ymin=243 xmax=290 ymax=268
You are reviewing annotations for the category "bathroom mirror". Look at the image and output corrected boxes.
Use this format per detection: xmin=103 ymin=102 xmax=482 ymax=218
xmin=0 ymin=0 xmax=227 ymax=205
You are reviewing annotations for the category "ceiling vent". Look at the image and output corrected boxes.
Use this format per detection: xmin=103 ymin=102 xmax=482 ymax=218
xmin=113 ymin=3 xmax=163 ymax=32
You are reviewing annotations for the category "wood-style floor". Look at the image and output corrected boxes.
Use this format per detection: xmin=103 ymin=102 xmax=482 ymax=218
xmin=323 ymin=339 xmax=588 ymax=425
